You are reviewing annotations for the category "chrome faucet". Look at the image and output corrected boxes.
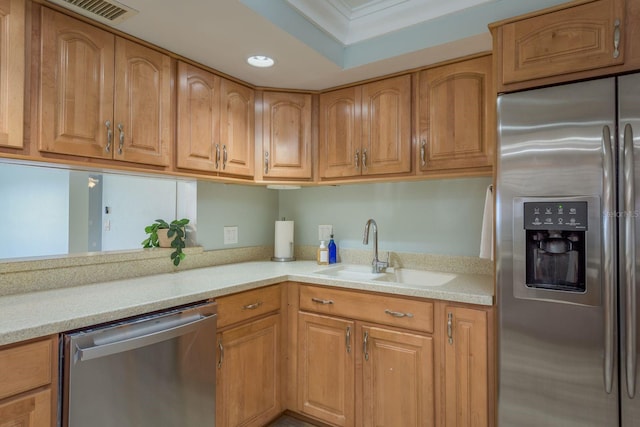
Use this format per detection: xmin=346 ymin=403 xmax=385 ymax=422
xmin=363 ymin=219 xmax=389 ymax=273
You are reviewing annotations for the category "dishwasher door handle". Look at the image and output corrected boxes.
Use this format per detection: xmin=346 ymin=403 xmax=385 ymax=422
xmin=75 ymin=312 xmax=216 ymax=363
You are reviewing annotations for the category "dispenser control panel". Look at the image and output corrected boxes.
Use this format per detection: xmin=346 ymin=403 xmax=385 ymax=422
xmin=523 ymin=201 xmax=588 ymax=231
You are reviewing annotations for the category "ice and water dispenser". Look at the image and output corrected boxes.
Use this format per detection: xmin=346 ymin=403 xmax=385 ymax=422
xmin=512 ymin=197 xmax=600 ymax=306
xmin=523 ymin=201 xmax=587 ymax=292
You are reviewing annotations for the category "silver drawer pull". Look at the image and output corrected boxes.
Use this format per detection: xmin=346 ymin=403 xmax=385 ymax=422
xmin=311 ymin=297 xmax=334 ymax=305
xmin=243 ymin=301 xmax=262 ymax=310
xmin=385 ymin=309 xmax=413 ymax=318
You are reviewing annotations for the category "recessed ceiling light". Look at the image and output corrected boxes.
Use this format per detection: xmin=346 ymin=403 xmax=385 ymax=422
xmin=247 ymin=55 xmax=275 ymax=68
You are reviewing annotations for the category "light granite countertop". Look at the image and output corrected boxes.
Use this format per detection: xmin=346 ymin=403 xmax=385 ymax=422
xmin=0 ymin=260 xmax=493 ymax=346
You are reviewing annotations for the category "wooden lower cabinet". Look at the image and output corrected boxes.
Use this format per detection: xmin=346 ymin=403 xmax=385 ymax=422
xmin=297 ymin=303 xmax=435 ymax=427
xmin=0 ymin=389 xmax=51 ymax=427
xmin=0 ymin=336 xmax=57 ymax=427
xmin=360 ymin=324 xmax=434 ymax=427
xmin=438 ymin=303 xmax=491 ymax=427
xmin=297 ymin=312 xmax=355 ymax=427
xmin=216 ymin=313 xmax=281 ymax=427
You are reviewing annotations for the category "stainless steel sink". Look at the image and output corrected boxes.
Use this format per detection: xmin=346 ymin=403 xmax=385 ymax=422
xmin=314 ymin=264 xmax=456 ymax=287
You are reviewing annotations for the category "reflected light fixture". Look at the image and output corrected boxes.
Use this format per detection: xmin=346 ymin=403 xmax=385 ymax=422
xmin=247 ymin=55 xmax=275 ymax=68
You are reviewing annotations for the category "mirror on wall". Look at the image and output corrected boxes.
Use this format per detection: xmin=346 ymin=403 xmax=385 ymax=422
xmin=0 ymin=161 xmax=197 ymax=260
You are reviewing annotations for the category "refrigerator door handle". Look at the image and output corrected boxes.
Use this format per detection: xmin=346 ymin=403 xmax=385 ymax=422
xmin=624 ymin=123 xmax=637 ymax=399
xmin=603 ymin=124 xmax=616 ymax=394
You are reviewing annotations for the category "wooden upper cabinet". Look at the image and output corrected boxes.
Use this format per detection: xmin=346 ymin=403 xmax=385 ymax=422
xmin=416 ymin=55 xmax=494 ymax=173
xmin=492 ymin=0 xmax=632 ymax=92
xmin=261 ymin=91 xmax=312 ymax=180
xmin=38 ymin=7 xmax=115 ymax=160
xmin=37 ymin=7 xmax=171 ymax=166
xmin=361 ymin=75 xmax=412 ymax=176
xmin=177 ymin=61 xmax=221 ymax=172
xmin=319 ymin=74 xmax=411 ymax=180
xmin=219 ymin=79 xmax=254 ymax=177
xmin=319 ymin=86 xmax=361 ymax=179
xmin=113 ymin=38 xmax=171 ymax=166
xmin=0 ymin=0 xmax=25 ymax=148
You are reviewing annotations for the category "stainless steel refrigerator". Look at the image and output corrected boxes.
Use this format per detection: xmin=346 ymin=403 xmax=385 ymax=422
xmin=497 ymin=74 xmax=640 ymax=426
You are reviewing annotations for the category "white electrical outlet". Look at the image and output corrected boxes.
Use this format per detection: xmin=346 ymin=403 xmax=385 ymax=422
xmin=318 ymin=225 xmax=333 ymax=241
xmin=223 ymin=226 xmax=238 ymax=244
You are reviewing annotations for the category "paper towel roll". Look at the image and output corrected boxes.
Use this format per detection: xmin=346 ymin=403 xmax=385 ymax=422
xmin=273 ymin=220 xmax=295 ymax=261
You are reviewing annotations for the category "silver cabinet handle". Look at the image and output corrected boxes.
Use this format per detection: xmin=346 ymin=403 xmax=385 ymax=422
xmin=602 ymin=125 xmax=616 ymax=394
xmin=447 ymin=312 xmax=453 ymax=345
xmin=614 ymin=19 xmax=621 ymax=59
xmin=363 ymin=330 xmax=369 ymax=361
xmin=218 ymin=340 xmax=223 ymax=369
xmin=311 ymin=297 xmax=333 ymax=305
xmin=223 ymin=144 xmax=228 ymax=170
xmin=362 ymin=148 xmax=367 ymax=170
xmin=215 ymin=144 xmax=220 ymax=169
xmin=624 ymin=123 xmax=637 ymax=398
xmin=420 ymin=139 xmax=426 ymax=167
xmin=354 ymin=149 xmax=360 ymax=169
xmin=385 ymin=309 xmax=413 ymax=318
xmin=242 ymin=301 xmax=262 ymax=310
xmin=117 ymin=123 xmax=124 ymax=155
xmin=346 ymin=326 xmax=351 ymax=354
xmin=264 ymin=151 xmax=269 ymax=174
xmin=105 ymin=120 xmax=112 ymax=153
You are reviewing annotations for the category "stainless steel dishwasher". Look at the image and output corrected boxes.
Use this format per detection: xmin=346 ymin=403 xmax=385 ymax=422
xmin=60 ymin=300 xmax=217 ymax=427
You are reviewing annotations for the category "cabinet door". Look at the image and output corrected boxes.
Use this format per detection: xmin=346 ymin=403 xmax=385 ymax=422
xmin=38 ymin=7 xmax=115 ymax=159
xmin=417 ymin=55 xmax=493 ymax=172
xmin=0 ymin=0 xmax=24 ymax=148
xmin=0 ymin=389 xmax=51 ymax=427
xmin=443 ymin=306 xmax=488 ymax=427
xmin=361 ymin=75 xmax=412 ymax=176
xmin=113 ymin=37 xmax=171 ymax=166
xmin=501 ymin=0 xmax=625 ymax=84
xmin=318 ymin=86 xmax=361 ymax=179
xmin=360 ymin=324 xmax=435 ymax=427
xmin=176 ymin=61 xmax=220 ymax=172
xmin=219 ymin=78 xmax=254 ymax=177
xmin=216 ymin=314 xmax=281 ymax=427
xmin=262 ymin=92 xmax=312 ymax=179
xmin=297 ymin=312 xmax=355 ymax=427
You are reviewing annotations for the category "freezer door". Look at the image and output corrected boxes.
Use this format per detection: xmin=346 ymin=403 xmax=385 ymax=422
xmin=619 ymin=72 xmax=640 ymax=427
xmin=497 ymin=78 xmax=618 ymax=426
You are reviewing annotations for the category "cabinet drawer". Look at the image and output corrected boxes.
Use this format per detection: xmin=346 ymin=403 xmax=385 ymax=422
xmin=217 ymin=285 xmax=281 ymax=328
xmin=299 ymin=285 xmax=433 ymax=333
xmin=0 ymin=338 xmax=53 ymax=400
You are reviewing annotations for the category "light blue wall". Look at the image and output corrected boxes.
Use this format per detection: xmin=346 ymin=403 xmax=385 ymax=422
xmin=195 ymin=177 xmax=492 ymax=257
xmin=278 ymin=178 xmax=492 ymax=257
xmin=197 ymin=182 xmax=279 ymax=250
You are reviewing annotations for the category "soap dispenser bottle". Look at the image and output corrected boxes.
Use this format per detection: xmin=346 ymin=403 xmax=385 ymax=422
xmin=317 ymin=241 xmax=328 ymax=265
xmin=328 ymin=234 xmax=337 ymax=264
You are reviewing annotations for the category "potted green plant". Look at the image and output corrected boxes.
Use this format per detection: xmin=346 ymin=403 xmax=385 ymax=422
xmin=142 ymin=218 xmax=190 ymax=266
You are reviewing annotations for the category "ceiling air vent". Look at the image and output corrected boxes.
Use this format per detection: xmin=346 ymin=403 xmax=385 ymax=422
xmin=47 ymin=0 xmax=138 ymax=25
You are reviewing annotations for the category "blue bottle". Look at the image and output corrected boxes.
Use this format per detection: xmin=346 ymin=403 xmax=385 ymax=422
xmin=328 ymin=234 xmax=337 ymax=264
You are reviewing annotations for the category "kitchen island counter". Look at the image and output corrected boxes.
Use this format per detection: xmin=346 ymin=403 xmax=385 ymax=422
xmin=0 ymin=260 xmax=492 ymax=346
